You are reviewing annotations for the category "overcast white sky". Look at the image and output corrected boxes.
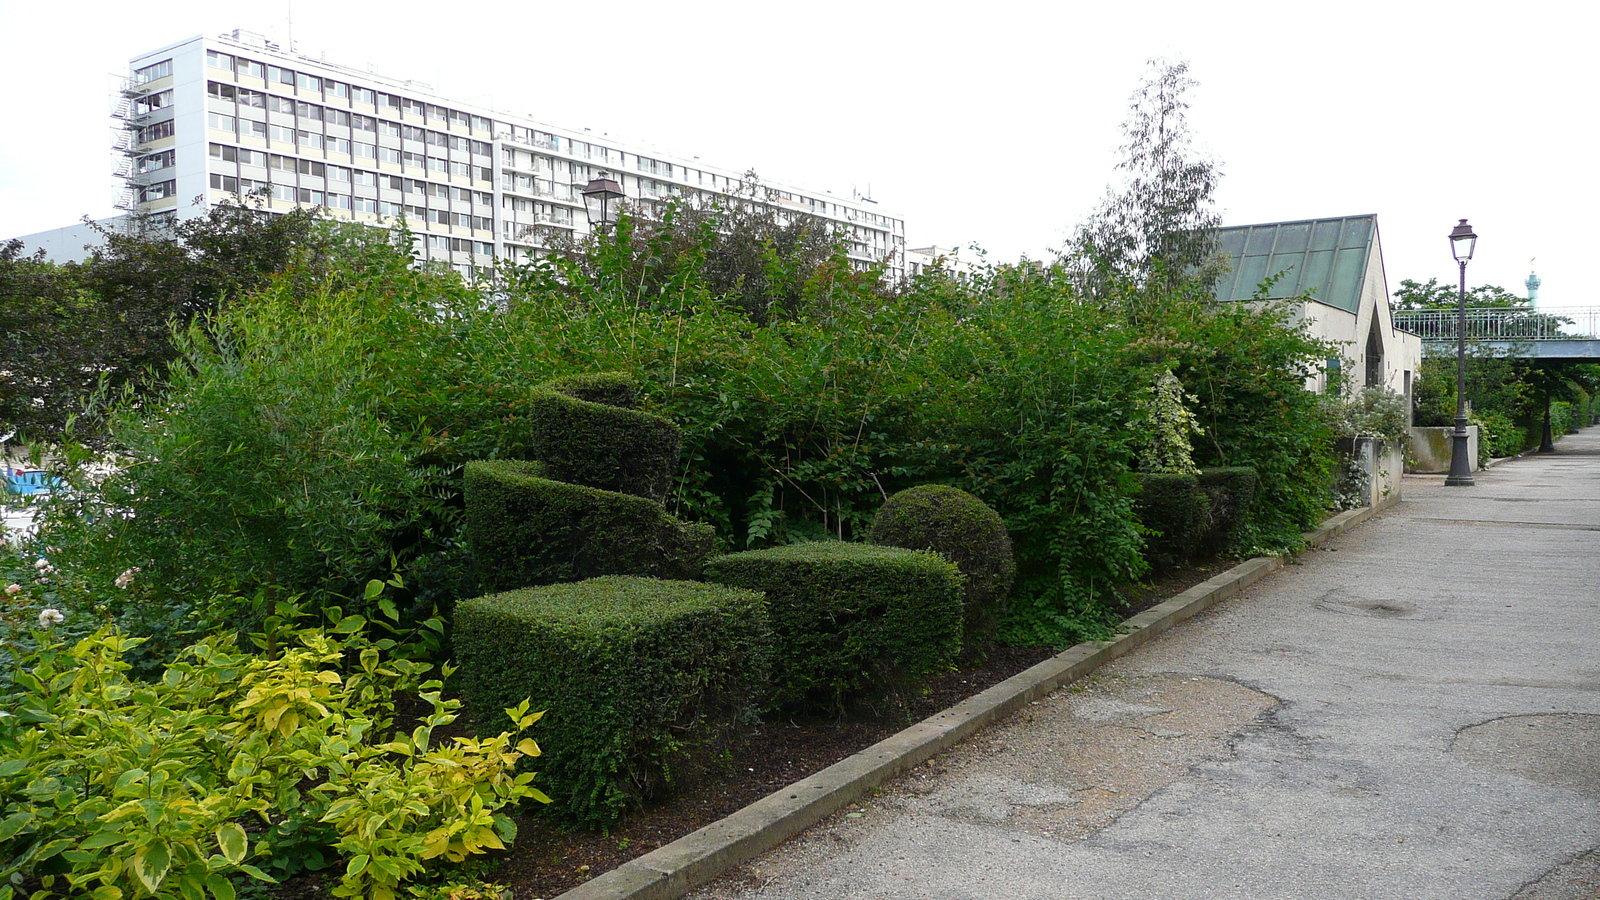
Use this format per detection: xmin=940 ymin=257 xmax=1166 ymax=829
xmin=1 ymin=1 xmax=1593 ymax=311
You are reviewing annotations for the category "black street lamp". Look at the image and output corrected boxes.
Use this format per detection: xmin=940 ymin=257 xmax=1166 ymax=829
xmin=1446 ymin=218 xmax=1477 ymax=486
xmin=580 ymin=172 xmax=625 ymax=234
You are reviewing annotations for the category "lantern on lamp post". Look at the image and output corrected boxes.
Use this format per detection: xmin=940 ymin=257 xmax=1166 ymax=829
xmin=580 ymin=172 xmax=625 ymax=235
xmin=1445 ymin=218 xmax=1477 ymax=487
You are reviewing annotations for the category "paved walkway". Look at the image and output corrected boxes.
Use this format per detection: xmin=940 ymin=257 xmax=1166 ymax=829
xmin=693 ymin=430 xmax=1600 ymax=900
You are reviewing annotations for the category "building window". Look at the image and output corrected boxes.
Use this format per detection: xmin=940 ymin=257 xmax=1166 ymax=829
xmin=354 ymin=197 xmax=377 ymax=213
xmin=209 ymin=173 xmax=239 ymax=192
xmin=354 ymin=142 xmax=377 ymax=159
xmin=297 ymin=73 xmax=321 ymax=92
xmin=135 ymin=59 xmax=173 ymax=83
xmin=140 ymin=149 xmax=175 ymax=172
xmin=379 ymin=147 xmax=401 ymax=164
xmin=326 ymin=80 xmax=349 ymax=100
xmin=208 ymin=143 xmax=237 ymax=162
xmin=140 ymin=179 xmax=177 ymax=202
xmin=297 ymin=188 xmax=325 ymax=205
xmin=403 ymin=99 xmax=425 ymax=117
xmin=207 ymin=81 xmax=237 ymax=101
xmin=271 ymin=183 xmax=295 ymax=202
xmin=327 ymin=137 xmax=351 ymax=155
xmin=238 ymin=59 xmax=265 ymax=79
xmin=243 ymin=120 xmax=267 ymax=139
xmin=379 ymin=120 xmax=400 ymax=137
xmin=326 ymin=109 xmax=349 ymax=127
xmin=208 ymin=112 xmax=236 ymax=134
xmin=352 ymin=114 xmax=375 ymax=133
xmin=238 ymin=88 xmax=265 ymax=108
xmin=205 ymin=51 xmax=233 ymax=72
xmin=470 ymin=115 xmax=491 ymax=132
xmin=239 ymin=148 xmax=266 ymax=166
xmin=296 ymin=159 xmax=326 ymax=177
xmin=269 ymin=124 xmax=295 ymax=143
xmin=136 ymin=90 xmax=173 ymax=115
xmin=352 ymin=87 xmax=376 ymax=105
xmin=353 ymin=170 xmax=376 ymax=186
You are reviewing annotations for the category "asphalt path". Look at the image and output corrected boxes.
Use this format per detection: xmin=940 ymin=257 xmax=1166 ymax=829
xmin=693 ymin=429 xmax=1600 ymax=900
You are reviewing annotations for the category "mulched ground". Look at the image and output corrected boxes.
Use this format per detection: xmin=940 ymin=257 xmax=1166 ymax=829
xmin=275 ymin=561 xmax=1226 ymax=899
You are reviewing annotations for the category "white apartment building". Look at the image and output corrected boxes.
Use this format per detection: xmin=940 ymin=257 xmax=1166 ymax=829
xmin=91 ymin=30 xmax=905 ymax=277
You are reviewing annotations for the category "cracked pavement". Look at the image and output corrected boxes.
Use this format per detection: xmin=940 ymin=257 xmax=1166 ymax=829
xmin=691 ymin=430 xmax=1600 ymax=900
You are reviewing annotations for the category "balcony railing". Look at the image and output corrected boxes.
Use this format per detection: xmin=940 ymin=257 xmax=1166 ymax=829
xmin=1393 ymin=307 xmax=1600 ymax=342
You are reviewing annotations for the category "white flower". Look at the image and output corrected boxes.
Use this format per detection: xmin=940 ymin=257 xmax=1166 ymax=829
xmin=4 ymin=584 xmax=19 ymax=595
xmin=38 ymin=608 xmax=64 ymax=628
xmin=33 ymin=558 xmax=55 ymax=576
xmin=114 ymin=567 xmax=141 ymax=590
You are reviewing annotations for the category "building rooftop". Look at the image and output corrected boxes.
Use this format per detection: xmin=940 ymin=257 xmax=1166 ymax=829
xmin=1213 ymin=214 xmax=1378 ymax=313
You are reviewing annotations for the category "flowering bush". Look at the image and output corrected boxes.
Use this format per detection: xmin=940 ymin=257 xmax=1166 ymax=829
xmin=0 ymin=583 xmax=548 ymax=900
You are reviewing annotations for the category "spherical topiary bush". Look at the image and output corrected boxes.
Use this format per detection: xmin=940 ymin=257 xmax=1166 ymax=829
xmin=869 ymin=484 xmax=1016 ymax=647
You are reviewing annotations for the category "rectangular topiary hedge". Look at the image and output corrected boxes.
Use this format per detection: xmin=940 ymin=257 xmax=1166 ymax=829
xmin=539 ymin=371 xmax=641 ymax=410
xmin=702 ymin=541 xmax=962 ymax=713
xmin=523 ymin=390 xmax=680 ymax=504
xmin=464 ymin=459 xmax=713 ymax=592
xmin=1196 ymin=466 xmax=1258 ymax=555
xmin=454 ymin=576 xmax=770 ymax=830
xmin=1133 ymin=472 xmax=1207 ymax=572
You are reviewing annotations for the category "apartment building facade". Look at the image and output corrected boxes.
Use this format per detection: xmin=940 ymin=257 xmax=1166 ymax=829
xmin=108 ymin=30 xmax=905 ymax=278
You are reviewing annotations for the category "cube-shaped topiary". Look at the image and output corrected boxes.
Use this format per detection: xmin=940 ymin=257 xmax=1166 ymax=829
xmin=538 ymin=371 xmax=641 ymax=410
xmin=520 ymin=389 xmax=680 ymax=504
xmin=454 ymin=576 xmax=771 ymax=830
xmin=464 ymin=459 xmax=713 ymax=592
xmin=1196 ymin=466 xmax=1258 ymax=555
xmin=1133 ymin=472 xmax=1207 ymax=572
xmin=868 ymin=484 xmax=1016 ymax=648
xmin=703 ymin=542 xmax=962 ymax=713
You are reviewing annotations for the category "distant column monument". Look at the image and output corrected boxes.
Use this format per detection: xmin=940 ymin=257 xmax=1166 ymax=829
xmin=1526 ymin=260 xmax=1541 ymax=309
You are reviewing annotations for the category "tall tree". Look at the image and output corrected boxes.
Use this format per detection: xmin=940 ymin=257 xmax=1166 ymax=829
xmin=1392 ymin=278 xmax=1529 ymax=310
xmin=1065 ymin=58 xmax=1222 ymax=303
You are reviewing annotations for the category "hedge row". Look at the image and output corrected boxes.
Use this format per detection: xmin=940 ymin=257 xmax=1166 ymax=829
xmin=454 ymin=576 xmax=769 ymax=830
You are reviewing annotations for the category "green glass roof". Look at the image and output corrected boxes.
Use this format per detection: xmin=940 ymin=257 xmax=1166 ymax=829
xmin=1213 ymin=214 xmax=1377 ymax=313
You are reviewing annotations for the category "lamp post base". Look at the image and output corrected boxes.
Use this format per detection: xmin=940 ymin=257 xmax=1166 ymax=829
xmin=1445 ymin=416 xmax=1475 ymax=486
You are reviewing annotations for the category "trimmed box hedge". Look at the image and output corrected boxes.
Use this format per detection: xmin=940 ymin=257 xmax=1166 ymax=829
xmin=703 ymin=541 xmax=963 ymax=712
xmin=454 ymin=576 xmax=771 ymax=830
xmin=1196 ymin=466 xmax=1258 ymax=555
xmin=539 ymin=371 xmax=641 ymax=410
xmin=869 ymin=484 xmax=1016 ymax=648
xmin=1133 ymin=472 xmax=1206 ymax=572
xmin=464 ymin=459 xmax=713 ymax=592
xmin=522 ymin=390 xmax=679 ymax=504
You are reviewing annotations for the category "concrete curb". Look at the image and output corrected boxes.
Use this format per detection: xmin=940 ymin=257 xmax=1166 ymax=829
xmin=553 ymin=503 xmax=1386 ymax=900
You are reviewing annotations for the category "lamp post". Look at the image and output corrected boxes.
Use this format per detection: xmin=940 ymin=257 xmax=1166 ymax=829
xmin=1445 ymin=218 xmax=1477 ymax=487
xmin=580 ymin=172 xmax=625 ymax=235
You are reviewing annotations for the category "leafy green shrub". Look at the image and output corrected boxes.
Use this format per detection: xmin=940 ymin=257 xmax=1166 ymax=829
xmin=868 ymin=484 xmax=1015 ymax=647
xmin=1550 ymin=401 xmax=1574 ymax=438
xmin=702 ymin=542 xmax=962 ymax=712
xmin=453 ymin=576 xmax=769 ymax=830
xmin=539 ymin=371 xmax=640 ymax=409
xmin=1132 ymin=473 xmax=1206 ymax=572
xmin=1472 ymin=410 xmax=1525 ymax=464
xmin=462 ymin=460 xmax=713 ymax=592
xmin=1195 ymin=467 xmax=1258 ymax=556
xmin=0 ymin=591 xmax=546 ymax=900
xmin=522 ymin=390 xmax=680 ymax=504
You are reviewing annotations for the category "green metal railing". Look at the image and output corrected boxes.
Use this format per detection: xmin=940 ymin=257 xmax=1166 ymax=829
xmin=1392 ymin=307 xmax=1600 ymax=342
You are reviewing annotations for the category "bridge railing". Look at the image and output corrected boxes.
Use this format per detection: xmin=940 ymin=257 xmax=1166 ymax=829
xmin=1393 ymin=307 xmax=1600 ymax=342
